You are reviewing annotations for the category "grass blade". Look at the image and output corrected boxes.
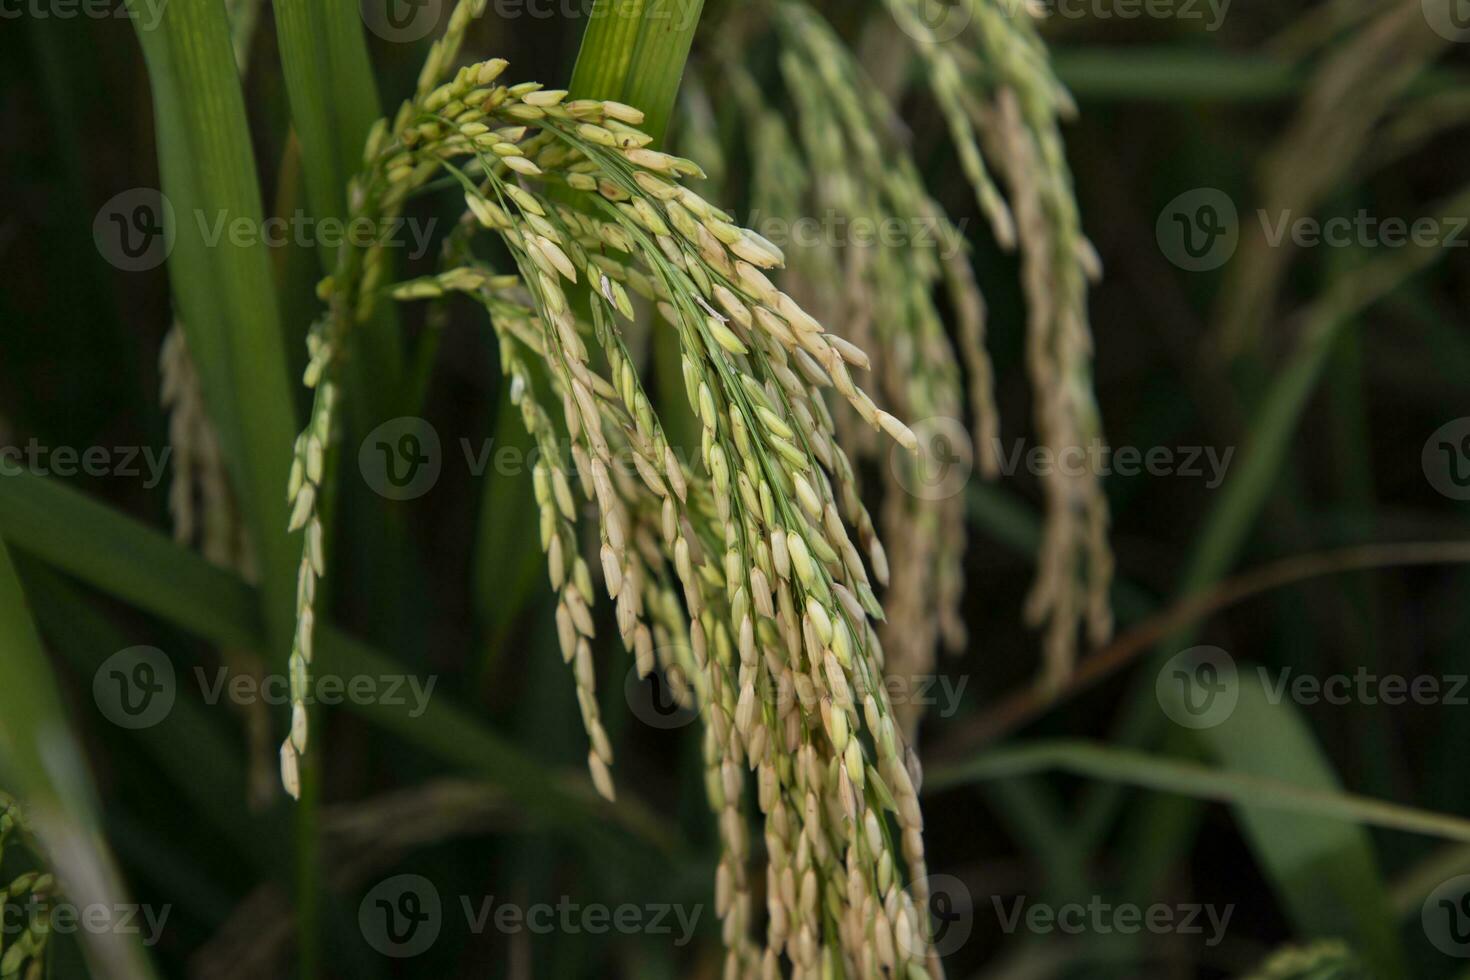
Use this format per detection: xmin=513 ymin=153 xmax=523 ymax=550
xmin=570 ymin=0 xmax=705 ymax=143
xmin=0 ymin=471 xmax=673 ymax=854
xmin=1183 ymin=671 xmax=1406 ymax=976
xmin=125 ymin=0 xmax=298 ymax=649
xmin=0 ymin=535 xmax=158 ymax=980
xmin=274 ymin=0 xmax=405 ymax=413
xmin=569 ymin=0 xmax=650 ymax=104
xmin=930 ymin=741 xmax=1470 ymax=845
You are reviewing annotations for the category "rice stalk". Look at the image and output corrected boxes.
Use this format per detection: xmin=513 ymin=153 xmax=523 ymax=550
xmin=1217 ymin=0 xmax=1454 ymax=351
xmin=893 ymin=0 xmax=1113 ymax=685
xmin=699 ymin=0 xmax=1109 ymax=700
xmin=285 ymin=2 xmax=942 ymax=972
xmin=736 ymin=6 xmax=989 ymax=738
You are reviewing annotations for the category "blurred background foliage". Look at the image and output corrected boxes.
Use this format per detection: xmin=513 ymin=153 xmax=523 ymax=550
xmin=3 ymin=0 xmax=1470 ymax=976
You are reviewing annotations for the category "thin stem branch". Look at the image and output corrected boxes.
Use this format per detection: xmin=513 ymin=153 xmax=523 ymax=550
xmin=933 ymin=541 xmax=1470 ymax=761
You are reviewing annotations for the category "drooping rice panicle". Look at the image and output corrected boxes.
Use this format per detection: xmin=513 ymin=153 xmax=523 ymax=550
xmin=879 ymin=0 xmax=1017 ymax=251
xmin=729 ymin=5 xmax=991 ymax=739
xmin=881 ymin=0 xmax=1114 ymax=684
xmin=161 ymin=327 xmax=255 ymax=578
xmin=290 ymin=6 xmax=942 ymax=972
xmin=162 ymin=329 xmax=276 ymax=808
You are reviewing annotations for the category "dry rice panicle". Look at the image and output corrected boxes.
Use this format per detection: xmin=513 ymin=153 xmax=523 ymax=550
xmin=283 ymin=0 xmax=944 ymax=974
xmin=713 ymin=0 xmax=1110 ymax=720
xmin=884 ymin=0 xmax=1115 ymax=685
xmin=161 ymin=329 xmax=275 ymax=807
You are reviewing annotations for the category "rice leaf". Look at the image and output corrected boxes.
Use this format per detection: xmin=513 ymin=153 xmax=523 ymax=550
xmin=0 ymin=535 xmax=159 ymax=980
xmin=1186 ymin=672 xmax=1406 ymax=977
xmin=0 ymin=471 xmax=670 ymax=852
xmin=930 ymin=740 xmax=1470 ymax=845
xmin=125 ymin=0 xmax=298 ymax=650
xmin=274 ymin=0 xmax=405 ymax=414
xmin=570 ymin=0 xmax=705 ymax=144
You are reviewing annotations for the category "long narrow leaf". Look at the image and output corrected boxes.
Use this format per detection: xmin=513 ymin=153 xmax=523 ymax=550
xmin=0 ymin=471 xmax=671 ymax=853
xmin=125 ymin=0 xmax=298 ymax=649
xmin=930 ymin=741 xmax=1470 ymax=845
xmin=0 ymin=536 xmax=158 ymax=980
xmin=1185 ymin=672 xmax=1406 ymax=976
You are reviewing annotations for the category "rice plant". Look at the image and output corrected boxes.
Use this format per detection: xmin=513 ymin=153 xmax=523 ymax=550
xmin=3 ymin=0 xmax=1470 ymax=977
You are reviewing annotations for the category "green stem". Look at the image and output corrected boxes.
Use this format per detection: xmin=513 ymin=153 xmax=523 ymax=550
xmin=930 ymin=740 xmax=1470 ymax=844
